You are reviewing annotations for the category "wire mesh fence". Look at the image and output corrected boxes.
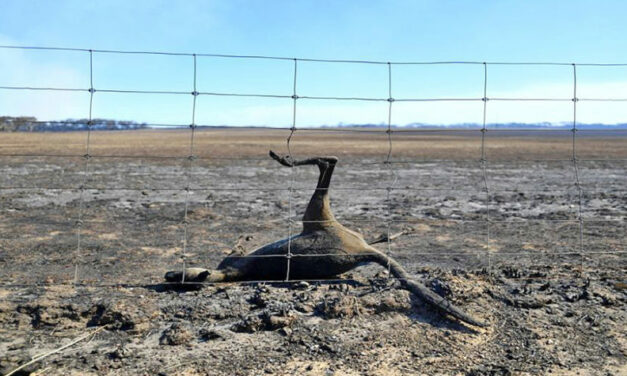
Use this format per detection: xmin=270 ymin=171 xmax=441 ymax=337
xmin=0 ymin=45 xmax=625 ymax=289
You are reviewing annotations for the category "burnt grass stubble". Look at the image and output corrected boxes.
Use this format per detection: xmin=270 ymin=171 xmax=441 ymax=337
xmin=0 ymin=155 xmax=625 ymax=375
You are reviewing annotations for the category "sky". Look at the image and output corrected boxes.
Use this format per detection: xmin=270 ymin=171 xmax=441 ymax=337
xmin=1 ymin=0 xmax=626 ymax=127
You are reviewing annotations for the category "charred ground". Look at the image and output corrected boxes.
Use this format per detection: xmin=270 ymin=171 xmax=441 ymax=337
xmin=0 ymin=129 xmax=625 ymax=375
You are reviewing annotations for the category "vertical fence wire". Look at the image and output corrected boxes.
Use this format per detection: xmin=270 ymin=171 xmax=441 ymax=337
xmin=1 ymin=44 xmax=625 ymax=288
xmin=480 ymin=62 xmax=491 ymax=273
xmin=571 ymin=64 xmax=585 ymax=272
xmin=385 ymin=62 xmax=396 ymax=275
xmin=285 ymin=58 xmax=298 ymax=281
xmin=74 ymin=49 xmax=94 ymax=285
xmin=179 ymin=54 xmax=199 ymax=282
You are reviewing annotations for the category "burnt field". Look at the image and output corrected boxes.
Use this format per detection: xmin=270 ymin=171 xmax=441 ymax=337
xmin=0 ymin=128 xmax=625 ymax=375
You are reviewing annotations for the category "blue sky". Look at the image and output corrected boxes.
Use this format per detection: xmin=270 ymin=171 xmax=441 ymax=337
xmin=1 ymin=0 xmax=626 ymax=126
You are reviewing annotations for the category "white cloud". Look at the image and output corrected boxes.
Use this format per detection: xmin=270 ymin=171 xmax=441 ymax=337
xmin=0 ymin=35 xmax=90 ymax=120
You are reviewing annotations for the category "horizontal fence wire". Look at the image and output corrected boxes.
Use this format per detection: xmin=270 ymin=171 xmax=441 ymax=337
xmin=2 ymin=44 xmax=627 ymax=65
xmin=0 ymin=45 xmax=625 ymax=289
xmin=3 ymin=85 xmax=627 ymax=103
xmin=1 ymin=186 xmax=625 ymax=194
xmin=0 ymin=219 xmax=624 ymax=230
xmin=1 ymin=156 xmax=626 ymax=164
xmin=0 ymin=251 xmax=606 ymax=260
xmin=0 ymin=270 xmax=599 ymax=292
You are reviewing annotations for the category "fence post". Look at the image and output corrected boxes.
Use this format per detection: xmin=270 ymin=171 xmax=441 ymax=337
xmin=179 ymin=53 xmax=199 ymax=283
xmin=74 ymin=49 xmax=95 ymax=286
xmin=571 ymin=63 xmax=585 ymax=273
xmin=285 ymin=58 xmax=298 ymax=281
xmin=385 ymin=62 xmax=396 ymax=277
xmin=480 ymin=62 xmax=491 ymax=275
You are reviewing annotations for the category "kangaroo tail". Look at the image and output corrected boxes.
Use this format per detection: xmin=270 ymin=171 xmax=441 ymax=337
xmin=366 ymin=250 xmax=488 ymax=328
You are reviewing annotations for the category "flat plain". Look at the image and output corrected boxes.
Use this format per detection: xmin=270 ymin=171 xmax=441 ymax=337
xmin=0 ymin=128 xmax=625 ymax=375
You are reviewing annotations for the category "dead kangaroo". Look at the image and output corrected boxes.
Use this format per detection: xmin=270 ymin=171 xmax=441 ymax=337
xmin=165 ymin=150 xmax=487 ymax=328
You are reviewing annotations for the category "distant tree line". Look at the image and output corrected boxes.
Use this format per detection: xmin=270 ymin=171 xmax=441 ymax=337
xmin=0 ymin=116 xmax=148 ymax=132
xmin=2 ymin=116 xmax=625 ymax=131
xmin=322 ymin=121 xmax=627 ymax=130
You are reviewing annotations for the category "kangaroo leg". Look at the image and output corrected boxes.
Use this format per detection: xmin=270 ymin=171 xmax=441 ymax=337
xmin=269 ymin=150 xmax=339 ymax=231
xmin=269 ymin=150 xmax=338 ymax=169
xmin=164 ymin=268 xmax=229 ymax=283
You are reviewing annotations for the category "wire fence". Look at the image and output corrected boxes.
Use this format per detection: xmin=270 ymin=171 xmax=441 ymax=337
xmin=0 ymin=45 xmax=625 ymax=289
